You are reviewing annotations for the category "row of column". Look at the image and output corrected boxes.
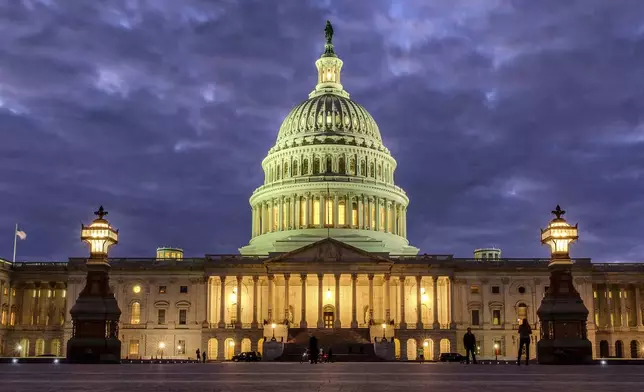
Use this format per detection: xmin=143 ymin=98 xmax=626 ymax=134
xmin=0 ymin=281 xmax=66 ymax=327
xmin=210 ymin=274 xmax=453 ymax=330
xmin=595 ymin=284 xmax=643 ymax=329
xmin=251 ymin=193 xmax=407 ymax=238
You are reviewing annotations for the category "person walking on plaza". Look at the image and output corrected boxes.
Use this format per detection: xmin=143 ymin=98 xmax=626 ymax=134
xmin=463 ymin=327 xmax=477 ymax=364
xmin=517 ymin=318 xmax=532 ymax=366
xmin=195 ymin=348 xmax=201 ymax=362
xmin=309 ymin=336 xmax=319 ymax=364
xmin=202 ymin=351 xmax=207 ymax=363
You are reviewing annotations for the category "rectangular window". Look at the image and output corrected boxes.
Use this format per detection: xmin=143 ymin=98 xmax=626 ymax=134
xmin=177 ymin=340 xmax=186 ymax=355
xmin=470 ymin=285 xmax=480 ymax=294
xmin=62 ymin=289 xmax=66 ymax=298
xmin=379 ymin=207 xmax=385 ymax=231
xmin=282 ymin=202 xmax=287 ymax=229
xmin=180 ymin=286 xmax=188 ymax=294
xmin=272 ymin=205 xmax=278 ymax=231
xmin=179 ymin=309 xmax=187 ymax=325
xmin=325 ymin=199 xmax=334 ymax=225
xmin=3 ymin=287 xmax=8 ymax=295
xmin=471 ymin=309 xmax=480 ymax=326
xmin=157 ymin=309 xmax=166 ymax=325
xmin=158 ymin=286 xmax=167 ymax=294
xmin=491 ymin=286 xmax=500 ymax=294
xmin=338 ymin=201 xmax=346 ymax=225
xmin=492 ymin=309 xmax=501 ymax=325
xmin=313 ymin=199 xmax=320 ymax=225
xmin=370 ymin=204 xmax=375 ymax=229
xmin=351 ymin=203 xmax=358 ymax=226
xmin=129 ymin=340 xmax=140 ymax=356
xmin=1 ymin=310 xmax=6 ymax=325
xmin=12 ymin=288 xmax=16 ymax=297
xmin=593 ymin=291 xmax=597 ymax=299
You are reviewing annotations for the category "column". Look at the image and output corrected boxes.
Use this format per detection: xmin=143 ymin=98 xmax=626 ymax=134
xmin=300 ymin=274 xmax=307 ymax=328
xmin=375 ymin=197 xmax=381 ymax=231
xmin=252 ymin=276 xmax=259 ymax=328
xmin=333 ymin=193 xmax=339 ymax=228
xmin=449 ymin=276 xmax=456 ymax=329
xmin=367 ymin=197 xmax=372 ymax=229
xmin=635 ymin=285 xmax=642 ymax=327
xmin=235 ymin=276 xmax=242 ymax=328
xmin=218 ymin=276 xmax=226 ymax=328
xmin=384 ymin=274 xmax=391 ymax=321
xmin=251 ymin=206 xmax=256 ymax=237
xmin=319 ymin=193 xmax=325 ymax=227
xmin=202 ymin=277 xmax=209 ymax=326
xmin=432 ymin=276 xmax=439 ymax=329
xmin=392 ymin=203 xmax=398 ymax=235
xmin=317 ymin=274 xmax=324 ymax=328
xmin=401 ymin=207 xmax=407 ymax=238
xmin=267 ymin=274 xmax=274 ymax=322
xmin=358 ymin=195 xmax=364 ymax=229
xmin=606 ymin=283 xmax=613 ymax=328
xmin=304 ymin=192 xmax=313 ymax=227
xmin=258 ymin=203 xmax=264 ymax=234
xmin=368 ymin=274 xmax=374 ymax=323
xmin=345 ymin=194 xmax=352 ymax=226
xmin=269 ymin=199 xmax=275 ymax=232
xmin=384 ymin=200 xmax=389 ymax=233
xmin=416 ymin=275 xmax=423 ymax=329
xmin=334 ymin=274 xmax=341 ymax=328
xmin=620 ymin=285 xmax=628 ymax=329
xmin=399 ymin=276 xmax=406 ymax=329
xmin=278 ymin=196 xmax=284 ymax=231
xmin=293 ymin=193 xmax=299 ymax=229
xmin=284 ymin=274 xmax=290 ymax=322
xmin=351 ymin=274 xmax=358 ymax=328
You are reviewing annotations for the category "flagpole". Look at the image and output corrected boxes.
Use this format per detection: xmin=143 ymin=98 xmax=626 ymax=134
xmin=12 ymin=223 xmax=18 ymax=263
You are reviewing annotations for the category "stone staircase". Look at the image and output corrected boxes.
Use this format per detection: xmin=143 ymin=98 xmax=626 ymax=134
xmin=276 ymin=328 xmax=383 ymax=362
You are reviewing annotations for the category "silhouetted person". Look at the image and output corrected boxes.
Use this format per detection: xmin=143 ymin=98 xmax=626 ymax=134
xmin=463 ymin=327 xmax=477 ymax=364
xmin=309 ymin=336 xmax=319 ymax=364
xmin=195 ymin=348 xmax=200 ymax=362
xmin=518 ymin=318 xmax=532 ymax=366
xmin=202 ymin=351 xmax=207 ymax=363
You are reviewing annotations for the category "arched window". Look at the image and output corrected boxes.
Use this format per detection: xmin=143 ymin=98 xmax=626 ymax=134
xmin=268 ymin=167 xmax=273 ymax=182
xmin=326 ymin=156 xmax=333 ymax=173
xmin=338 ymin=156 xmax=346 ymax=174
xmin=51 ymin=339 xmax=61 ymax=356
xmin=517 ymin=303 xmax=528 ymax=324
xmin=299 ymin=198 xmax=307 ymax=227
xmin=35 ymin=338 xmax=45 ymax=356
xmin=313 ymin=198 xmax=321 ymax=225
xmin=325 ymin=199 xmax=334 ymax=226
xmin=292 ymin=160 xmax=299 ymax=176
xmin=0 ymin=305 xmax=7 ymax=325
xmin=349 ymin=159 xmax=356 ymax=175
xmin=283 ymin=162 xmax=289 ymax=178
xmin=276 ymin=165 xmax=281 ymax=180
xmin=615 ymin=340 xmax=624 ymax=358
xmin=599 ymin=340 xmax=609 ymax=358
xmin=130 ymin=301 xmax=141 ymax=324
xmin=377 ymin=164 xmax=382 ymax=180
xmin=302 ymin=159 xmax=309 ymax=175
xmin=369 ymin=162 xmax=375 ymax=178
xmin=360 ymin=159 xmax=366 ymax=176
xmin=313 ymin=157 xmax=320 ymax=174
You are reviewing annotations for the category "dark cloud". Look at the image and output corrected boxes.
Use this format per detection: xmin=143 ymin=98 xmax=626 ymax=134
xmin=1 ymin=0 xmax=643 ymax=261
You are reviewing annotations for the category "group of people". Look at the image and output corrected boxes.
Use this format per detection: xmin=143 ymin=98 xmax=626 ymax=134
xmin=305 ymin=336 xmax=333 ymax=363
xmin=194 ymin=348 xmax=207 ymax=363
xmin=463 ymin=318 xmax=533 ymax=365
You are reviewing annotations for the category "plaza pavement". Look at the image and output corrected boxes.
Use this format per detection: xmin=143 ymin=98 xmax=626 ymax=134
xmin=1 ymin=362 xmax=643 ymax=392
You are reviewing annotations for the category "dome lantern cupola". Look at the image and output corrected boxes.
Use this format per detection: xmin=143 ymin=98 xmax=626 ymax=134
xmin=310 ymin=21 xmax=349 ymax=99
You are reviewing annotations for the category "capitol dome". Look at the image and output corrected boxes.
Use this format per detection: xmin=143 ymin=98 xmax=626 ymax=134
xmin=239 ymin=22 xmax=418 ymax=256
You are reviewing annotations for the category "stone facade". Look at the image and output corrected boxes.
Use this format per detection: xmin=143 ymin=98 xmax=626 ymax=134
xmin=1 ymin=240 xmax=643 ymax=361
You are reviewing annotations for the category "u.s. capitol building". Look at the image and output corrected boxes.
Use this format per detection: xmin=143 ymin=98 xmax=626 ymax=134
xmin=1 ymin=25 xmax=643 ymax=362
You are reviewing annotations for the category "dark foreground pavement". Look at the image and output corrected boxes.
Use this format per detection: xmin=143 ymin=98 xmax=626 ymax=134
xmin=1 ymin=362 xmax=643 ymax=392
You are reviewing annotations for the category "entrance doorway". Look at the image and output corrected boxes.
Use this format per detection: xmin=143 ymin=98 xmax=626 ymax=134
xmin=323 ymin=305 xmax=335 ymax=328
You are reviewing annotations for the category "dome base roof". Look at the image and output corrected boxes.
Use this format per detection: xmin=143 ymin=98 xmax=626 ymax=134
xmin=239 ymin=228 xmax=419 ymax=256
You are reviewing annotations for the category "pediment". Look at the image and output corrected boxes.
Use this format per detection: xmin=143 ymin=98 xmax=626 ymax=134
xmin=265 ymin=238 xmax=392 ymax=265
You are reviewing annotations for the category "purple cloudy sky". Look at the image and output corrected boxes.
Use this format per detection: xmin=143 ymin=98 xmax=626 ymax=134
xmin=1 ymin=0 xmax=643 ymax=261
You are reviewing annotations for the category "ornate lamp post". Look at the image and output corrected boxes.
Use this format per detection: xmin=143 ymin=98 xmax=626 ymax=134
xmin=536 ymin=205 xmax=592 ymax=364
xmin=66 ymin=206 xmax=122 ymax=363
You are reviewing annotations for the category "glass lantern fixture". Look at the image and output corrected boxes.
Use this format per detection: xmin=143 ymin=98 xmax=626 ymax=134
xmin=540 ymin=205 xmax=578 ymax=261
xmin=80 ymin=206 xmax=119 ymax=258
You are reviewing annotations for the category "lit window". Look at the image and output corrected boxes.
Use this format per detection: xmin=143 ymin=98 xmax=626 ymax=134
xmin=9 ymin=311 xmax=15 ymax=326
xmin=177 ymin=340 xmax=186 ymax=355
xmin=158 ymin=286 xmax=167 ymax=294
xmin=325 ymin=199 xmax=334 ymax=226
xmin=338 ymin=201 xmax=346 ymax=225
xmin=313 ymin=200 xmax=320 ymax=225
xmin=133 ymin=285 xmax=141 ymax=294
xmin=11 ymin=288 xmax=16 ymax=297
xmin=129 ymin=340 xmax=140 ymax=356
xmin=593 ymin=291 xmax=597 ymax=299
xmin=272 ymin=206 xmax=278 ymax=231
xmin=351 ymin=203 xmax=358 ymax=226
xmin=1 ymin=310 xmax=6 ymax=325
xmin=47 ymin=290 xmax=52 ymax=298
xmin=379 ymin=207 xmax=385 ymax=231
xmin=62 ymin=289 xmax=66 ymax=298
xmin=470 ymin=285 xmax=480 ymax=294
xmin=130 ymin=302 xmax=141 ymax=324
xmin=299 ymin=199 xmax=307 ymax=227
xmin=492 ymin=310 xmax=501 ymax=325
xmin=2 ymin=287 xmax=7 ymax=295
